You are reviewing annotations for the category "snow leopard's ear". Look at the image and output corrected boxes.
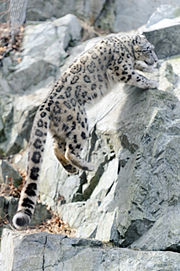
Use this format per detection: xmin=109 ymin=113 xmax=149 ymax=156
xmin=132 ymin=34 xmax=146 ymax=45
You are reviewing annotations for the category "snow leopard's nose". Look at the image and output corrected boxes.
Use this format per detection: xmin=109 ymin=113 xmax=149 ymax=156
xmin=153 ymin=51 xmax=158 ymax=63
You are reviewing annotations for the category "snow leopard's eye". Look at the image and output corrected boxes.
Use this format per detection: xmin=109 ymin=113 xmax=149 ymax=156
xmin=136 ymin=49 xmax=150 ymax=53
xmin=144 ymin=44 xmax=154 ymax=51
xmin=142 ymin=49 xmax=151 ymax=53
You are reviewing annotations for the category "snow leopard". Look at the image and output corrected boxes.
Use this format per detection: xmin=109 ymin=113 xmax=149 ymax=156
xmin=12 ymin=33 xmax=158 ymax=229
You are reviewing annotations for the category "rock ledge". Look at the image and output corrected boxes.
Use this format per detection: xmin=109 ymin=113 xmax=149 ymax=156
xmin=1 ymin=229 xmax=180 ymax=271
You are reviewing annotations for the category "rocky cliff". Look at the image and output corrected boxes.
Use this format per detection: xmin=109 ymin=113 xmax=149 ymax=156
xmin=26 ymin=0 xmax=180 ymax=32
xmin=0 ymin=3 xmax=180 ymax=271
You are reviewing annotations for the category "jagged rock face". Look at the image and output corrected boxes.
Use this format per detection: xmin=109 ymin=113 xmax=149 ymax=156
xmin=0 ymin=9 xmax=180 ymax=271
xmin=2 ymin=229 xmax=180 ymax=271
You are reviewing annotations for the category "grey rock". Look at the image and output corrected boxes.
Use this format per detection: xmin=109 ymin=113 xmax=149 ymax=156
xmin=0 ymin=86 xmax=50 ymax=156
xmin=111 ymin=1 xmax=180 ymax=32
xmin=22 ymin=14 xmax=82 ymax=67
xmin=26 ymin=0 xmax=106 ymax=24
xmin=1 ymin=229 xmax=180 ymax=271
xmin=115 ymin=90 xmax=180 ymax=246
xmin=143 ymin=7 xmax=180 ymax=59
xmin=26 ymin=0 xmax=180 ymax=32
xmin=7 ymin=60 xmax=56 ymax=93
xmin=146 ymin=5 xmax=180 ymax=28
xmin=144 ymin=23 xmax=180 ymax=59
xmin=7 ymin=14 xmax=82 ymax=93
xmin=0 ymin=94 xmax=14 ymax=156
xmin=0 ymin=160 xmax=22 ymax=187
xmin=131 ymin=206 xmax=180 ymax=251
xmin=0 ymin=1 xmax=8 ymax=23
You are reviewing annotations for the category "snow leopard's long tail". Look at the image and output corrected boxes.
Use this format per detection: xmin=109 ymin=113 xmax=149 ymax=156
xmin=12 ymin=101 xmax=50 ymax=229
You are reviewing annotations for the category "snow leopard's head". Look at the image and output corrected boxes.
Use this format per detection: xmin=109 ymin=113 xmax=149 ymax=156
xmin=132 ymin=34 xmax=158 ymax=65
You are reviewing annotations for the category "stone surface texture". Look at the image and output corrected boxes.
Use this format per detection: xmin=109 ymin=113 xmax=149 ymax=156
xmin=1 ymin=229 xmax=180 ymax=271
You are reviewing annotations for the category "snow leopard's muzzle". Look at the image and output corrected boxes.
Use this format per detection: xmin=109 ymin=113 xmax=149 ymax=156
xmin=144 ymin=50 xmax=158 ymax=66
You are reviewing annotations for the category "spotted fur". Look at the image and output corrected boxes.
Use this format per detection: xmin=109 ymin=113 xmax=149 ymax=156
xmin=12 ymin=33 xmax=158 ymax=229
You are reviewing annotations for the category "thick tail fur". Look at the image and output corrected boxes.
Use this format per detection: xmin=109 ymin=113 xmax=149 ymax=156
xmin=12 ymin=105 xmax=50 ymax=229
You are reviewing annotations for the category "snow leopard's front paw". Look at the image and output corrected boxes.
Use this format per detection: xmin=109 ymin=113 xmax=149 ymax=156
xmin=149 ymin=80 xmax=159 ymax=89
xmin=143 ymin=65 xmax=156 ymax=73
